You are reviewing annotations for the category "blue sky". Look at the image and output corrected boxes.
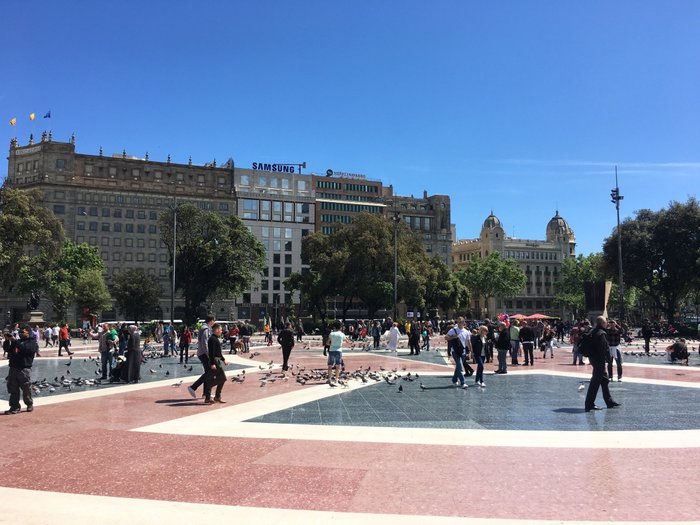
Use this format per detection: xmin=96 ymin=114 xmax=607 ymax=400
xmin=2 ymin=0 xmax=698 ymax=255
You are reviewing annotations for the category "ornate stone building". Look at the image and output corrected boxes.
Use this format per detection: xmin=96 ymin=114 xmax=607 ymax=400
xmin=452 ymin=212 xmax=576 ymax=318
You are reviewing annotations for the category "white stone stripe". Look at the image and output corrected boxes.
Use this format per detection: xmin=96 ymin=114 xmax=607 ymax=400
xmin=0 ymin=486 xmax=694 ymax=525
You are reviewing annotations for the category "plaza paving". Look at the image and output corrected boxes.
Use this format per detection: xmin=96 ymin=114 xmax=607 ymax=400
xmin=1 ymin=335 xmax=699 ymax=524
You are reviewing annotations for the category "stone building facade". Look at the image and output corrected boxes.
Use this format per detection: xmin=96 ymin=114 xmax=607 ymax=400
xmin=452 ymin=212 xmax=576 ymax=318
xmin=3 ymin=133 xmax=452 ymax=324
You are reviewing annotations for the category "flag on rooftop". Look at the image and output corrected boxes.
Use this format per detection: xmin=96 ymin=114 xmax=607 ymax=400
xmin=29 ymin=113 xmax=36 ymax=121
xmin=43 ymin=111 xmax=51 ymax=119
xmin=9 ymin=117 xmax=16 ymax=126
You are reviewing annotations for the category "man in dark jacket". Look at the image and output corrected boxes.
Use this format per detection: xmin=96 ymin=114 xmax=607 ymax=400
xmin=519 ymin=323 xmax=536 ymax=366
xmin=584 ymin=316 xmax=621 ymax=412
xmin=494 ymin=322 xmax=511 ymax=374
xmin=277 ymin=322 xmax=295 ymax=371
xmin=206 ymin=323 xmax=227 ymax=404
xmin=409 ymin=320 xmax=422 ymax=355
xmin=5 ymin=326 xmax=38 ymax=414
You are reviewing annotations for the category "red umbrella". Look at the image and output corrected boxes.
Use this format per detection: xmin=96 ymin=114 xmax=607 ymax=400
xmin=510 ymin=314 xmax=527 ymax=320
xmin=526 ymin=313 xmax=551 ymax=320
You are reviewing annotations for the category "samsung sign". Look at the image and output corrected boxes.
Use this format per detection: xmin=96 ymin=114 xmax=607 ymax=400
xmin=252 ymin=162 xmax=297 ymax=173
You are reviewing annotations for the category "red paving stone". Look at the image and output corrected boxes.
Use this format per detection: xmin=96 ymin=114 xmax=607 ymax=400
xmin=2 ymin=342 xmax=699 ymax=522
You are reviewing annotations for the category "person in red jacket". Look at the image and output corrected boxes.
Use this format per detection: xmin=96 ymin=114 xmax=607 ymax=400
xmin=179 ymin=326 xmax=192 ymax=364
xmin=58 ymin=323 xmax=73 ymax=356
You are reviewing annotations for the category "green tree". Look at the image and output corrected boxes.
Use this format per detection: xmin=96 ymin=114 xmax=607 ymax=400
xmin=159 ymin=204 xmax=266 ymax=325
xmin=602 ymin=198 xmax=700 ymax=324
xmin=111 ymin=268 xmax=162 ymax=321
xmin=0 ymin=187 xmax=64 ymax=293
xmin=459 ymin=252 xmax=526 ymax=317
xmin=424 ymin=258 xmax=468 ymax=316
xmin=289 ymin=213 xmax=434 ymax=320
xmin=74 ymin=268 xmax=112 ymax=316
xmin=554 ymin=253 xmax=604 ymax=318
xmin=19 ymin=240 xmax=106 ymax=321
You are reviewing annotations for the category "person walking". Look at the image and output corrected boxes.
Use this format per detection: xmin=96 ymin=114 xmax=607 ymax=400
xmin=471 ymin=325 xmax=488 ymax=387
xmin=277 ymin=321 xmax=295 ymax=372
xmin=519 ymin=322 xmax=535 ymax=366
xmin=98 ymin=323 xmax=114 ymax=380
xmin=584 ymin=316 xmax=621 ymax=412
xmin=295 ymin=319 xmax=304 ymax=342
xmin=509 ymin=320 xmax=520 ymax=365
xmin=386 ymin=322 xmax=400 ymax=353
xmin=494 ymin=322 xmax=511 ymax=374
xmin=58 ymin=323 xmax=73 ymax=356
xmin=409 ymin=319 xmax=422 ymax=355
xmin=179 ymin=326 xmax=192 ymax=363
xmin=206 ymin=323 xmax=227 ymax=404
xmin=445 ymin=317 xmax=470 ymax=388
xmin=606 ymin=320 xmax=623 ymax=382
xmin=641 ymin=320 xmax=654 ymax=354
xmin=371 ymin=320 xmax=381 ymax=350
xmin=43 ymin=325 xmax=53 ymax=348
xmin=327 ymin=321 xmax=346 ymax=385
xmin=188 ymin=316 xmax=216 ymax=401
xmin=5 ymin=326 xmax=38 ymax=414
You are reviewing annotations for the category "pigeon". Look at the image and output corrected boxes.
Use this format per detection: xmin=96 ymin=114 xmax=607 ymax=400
xmin=171 ymin=380 xmax=183 ymax=387
xmin=398 ymin=384 xmax=403 ymax=393
xmin=419 ymin=382 xmax=427 ymax=391
xmin=165 ymin=370 xmax=170 ymax=376
xmin=149 ymin=368 xmax=157 ymax=374
xmin=187 ymin=366 xmax=193 ymax=372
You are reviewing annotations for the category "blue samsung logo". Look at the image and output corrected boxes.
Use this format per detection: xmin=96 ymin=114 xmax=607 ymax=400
xmin=252 ymin=162 xmax=296 ymax=173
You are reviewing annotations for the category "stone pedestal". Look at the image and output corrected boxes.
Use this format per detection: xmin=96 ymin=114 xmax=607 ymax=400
xmin=23 ymin=311 xmax=46 ymax=325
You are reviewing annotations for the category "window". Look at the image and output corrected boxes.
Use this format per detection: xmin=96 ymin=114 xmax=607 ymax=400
xmin=56 ymin=159 xmax=66 ymax=170
xmin=243 ymin=199 xmax=258 ymax=220
xmin=53 ymin=205 xmax=65 ymax=214
xmin=242 ymin=293 xmax=251 ymax=303
xmin=89 ymin=222 xmax=98 ymax=231
xmin=269 ymin=177 xmax=278 ymax=188
xmin=137 ymin=239 xmax=145 ymax=248
xmin=219 ymin=202 xmax=229 ymax=212
xmin=148 ymin=253 xmax=156 ymax=262
xmin=284 ymin=202 xmax=293 ymax=221
xmin=197 ymin=174 xmax=205 ymax=184
xmin=273 ymin=254 xmax=281 ymax=264
xmin=176 ymin=173 xmax=184 ymax=181
xmin=260 ymin=200 xmax=270 ymax=220
xmin=89 ymin=207 xmax=98 ymax=216
xmin=113 ymin=238 xmax=122 ymax=247
xmin=272 ymin=201 xmax=282 ymax=221
xmin=125 ymin=238 xmax=133 ymax=247
xmin=261 ymin=227 xmax=269 ymax=238
xmin=273 ymin=267 xmax=280 ymax=277
xmin=125 ymin=224 xmax=134 ymax=233
xmin=149 ymin=211 xmax=157 ymax=220
xmin=240 ymin=175 xmax=249 ymax=186
xmin=155 ymin=171 xmax=162 ymax=180
xmin=284 ymin=241 xmax=292 ymax=251
xmin=284 ymin=228 xmax=292 ymax=239
xmin=149 ymin=239 xmax=156 ymax=248
xmin=132 ymin=169 xmax=140 ymax=178
xmin=281 ymin=178 xmax=290 ymax=189
xmin=297 ymin=180 xmax=307 ymax=191
xmin=261 ymin=293 xmax=269 ymax=305
xmin=137 ymin=224 xmax=145 ymax=233
xmin=77 ymin=222 xmax=85 ymax=230
xmin=113 ymin=223 xmax=122 ymax=232
xmin=137 ymin=210 xmax=146 ymax=219
xmin=136 ymin=253 xmax=145 ymax=262
xmin=149 ymin=225 xmax=157 ymax=234
xmin=284 ymin=254 xmax=292 ymax=265
xmin=261 ymin=280 xmax=269 ymax=290
xmin=101 ymin=223 xmax=110 ymax=232
xmin=284 ymin=267 xmax=292 ymax=277
xmin=273 ymin=227 xmax=281 ymax=238
xmin=273 ymin=280 xmax=280 ymax=291
xmin=126 ymin=210 xmax=134 ymax=219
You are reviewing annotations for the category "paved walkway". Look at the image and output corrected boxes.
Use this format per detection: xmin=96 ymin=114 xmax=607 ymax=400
xmin=1 ymin=336 xmax=699 ymax=524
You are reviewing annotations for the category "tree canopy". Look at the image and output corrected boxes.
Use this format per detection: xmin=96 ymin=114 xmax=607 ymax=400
xmin=111 ymin=268 xmax=162 ymax=321
xmin=601 ymin=197 xmax=700 ymax=324
xmin=159 ymin=204 xmax=266 ymax=324
xmin=74 ymin=268 xmax=112 ymax=316
xmin=458 ymin=252 xmax=526 ymax=317
xmin=0 ymin=187 xmax=64 ymax=292
xmin=20 ymin=240 xmax=108 ymax=321
xmin=287 ymin=212 xmax=437 ymax=320
xmin=554 ymin=253 xmax=603 ymax=319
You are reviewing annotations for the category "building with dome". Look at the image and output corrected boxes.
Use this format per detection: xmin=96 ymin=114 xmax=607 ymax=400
xmin=452 ymin=211 xmax=576 ymax=318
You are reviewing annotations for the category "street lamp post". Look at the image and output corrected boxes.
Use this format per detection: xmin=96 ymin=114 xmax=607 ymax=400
xmin=392 ymin=211 xmax=401 ymax=321
xmin=170 ymin=200 xmax=177 ymax=325
xmin=610 ymin=167 xmax=625 ymax=321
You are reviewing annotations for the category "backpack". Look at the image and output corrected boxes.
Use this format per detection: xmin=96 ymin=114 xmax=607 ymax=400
xmin=578 ymin=329 xmax=594 ymax=357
